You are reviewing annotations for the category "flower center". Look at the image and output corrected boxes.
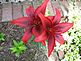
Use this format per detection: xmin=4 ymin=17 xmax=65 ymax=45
xmin=33 ymin=19 xmax=41 ymax=27
xmin=33 ymin=17 xmax=42 ymax=27
xmin=47 ymin=27 xmax=55 ymax=34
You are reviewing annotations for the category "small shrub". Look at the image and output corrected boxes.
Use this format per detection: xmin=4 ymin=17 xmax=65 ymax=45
xmin=10 ymin=40 xmax=27 ymax=57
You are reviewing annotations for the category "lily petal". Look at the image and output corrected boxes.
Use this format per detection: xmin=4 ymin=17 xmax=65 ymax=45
xmin=11 ymin=17 xmax=32 ymax=28
xmin=53 ymin=8 xmax=61 ymax=25
xmin=46 ymin=16 xmax=55 ymax=21
xmin=26 ymin=6 xmax=34 ymax=18
xmin=38 ymin=13 xmax=52 ymax=29
xmin=55 ymin=22 xmax=73 ymax=33
xmin=48 ymin=35 xmax=55 ymax=57
xmin=34 ymin=31 xmax=47 ymax=43
xmin=55 ymin=35 xmax=64 ymax=45
xmin=35 ymin=0 xmax=49 ymax=15
xmin=22 ymin=29 xmax=32 ymax=44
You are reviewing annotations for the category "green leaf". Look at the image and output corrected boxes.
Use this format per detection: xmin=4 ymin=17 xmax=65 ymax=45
xmin=37 ymin=43 xmax=41 ymax=48
xmin=0 ymin=32 xmax=5 ymax=41
xmin=28 ymin=35 xmax=34 ymax=43
xmin=15 ymin=52 xmax=20 ymax=57
xmin=10 ymin=47 xmax=17 ymax=53
xmin=13 ymin=40 xmax=18 ymax=46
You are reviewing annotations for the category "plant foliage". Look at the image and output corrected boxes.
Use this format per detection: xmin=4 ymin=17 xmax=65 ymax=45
xmin=0 ymin=32 xmax=5 ymax=41
xmin=10 ymin=40 xmax=27 ymax=57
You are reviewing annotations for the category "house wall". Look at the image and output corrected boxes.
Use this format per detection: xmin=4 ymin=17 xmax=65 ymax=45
xmin=0 ymin=0 xmax=26 ymax=3
xmin=0 ymin=0 xmax=81 ymax=22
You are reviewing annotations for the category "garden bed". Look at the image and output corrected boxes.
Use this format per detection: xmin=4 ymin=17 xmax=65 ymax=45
xmin=0 ymin=22 xmax=48 ymax=61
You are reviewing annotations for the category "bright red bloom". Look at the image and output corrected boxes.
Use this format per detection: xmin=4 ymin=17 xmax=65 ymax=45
xmin=34 ymin=8 xmax=73 ymax=57
xmin=11 ymin=0 xmax=49 ymax=44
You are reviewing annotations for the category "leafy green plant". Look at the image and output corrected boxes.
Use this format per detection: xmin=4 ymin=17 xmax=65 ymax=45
xmin=10 ymin=40 xmax=27 ymax=57
xmin=0 ymin=32 xmax=5 ymax=41
xmin=55 ymin=15 xmax=81 ymax=61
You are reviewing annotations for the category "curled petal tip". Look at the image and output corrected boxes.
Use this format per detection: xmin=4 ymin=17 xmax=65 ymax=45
xmin=71 ymin=22 xmax=74 ymax=26
xmin=53 ymin=8 xmax=61 ymax=25
xmin=41 ymin=41 xmax=46 ymax=46
xmin=35 ymin=0 xmax=49 ymax=15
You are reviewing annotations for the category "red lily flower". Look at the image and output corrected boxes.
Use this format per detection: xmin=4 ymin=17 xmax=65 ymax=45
xmin=11 ymin=0 xmax=49 ymax=44
xmin=34 ymin=8 xmax=73 ymax=57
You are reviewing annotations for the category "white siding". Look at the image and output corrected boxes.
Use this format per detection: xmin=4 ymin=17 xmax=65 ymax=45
xmin=0 ymin=0 xmax=26 ymax=3
xmin=12 ymin=3 xmax=23 ymax=19
xmin=2 ymin=3 xmax=12 ymax=22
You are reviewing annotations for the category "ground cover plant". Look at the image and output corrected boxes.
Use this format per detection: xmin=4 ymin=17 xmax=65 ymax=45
xmin=55 ymin=16 xmax=81 ymax=61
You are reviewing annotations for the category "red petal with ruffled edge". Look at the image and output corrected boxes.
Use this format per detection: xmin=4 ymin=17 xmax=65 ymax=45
xmin=22 ymin=29 xmax=32 ymax=44
xmin=52 ymin=8 xmax=61 ymax=25
xmin=26 ymin=6 xmax=34 ymax=18
xmin=35 ymin=0 xmax=49 ymax=15
xmin=34 ymin=31 xmax=47 ymax=43
xmin=11 ymin=17 xmax=32 ymax=28
xmin=54 ymin=22 xmax=73 ymax=33
xmin=48 ymin=35 xmax=55 ymax=57
xmin=55 ymin=35 xmax=64 ymax=45
xmin=38 ymin=13 xmax=52 ymax=29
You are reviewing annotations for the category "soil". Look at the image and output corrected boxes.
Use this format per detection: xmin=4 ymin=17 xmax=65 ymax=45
xmin=0 ymin=22 xmax=48 ymax=61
